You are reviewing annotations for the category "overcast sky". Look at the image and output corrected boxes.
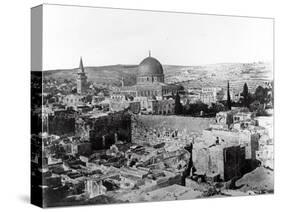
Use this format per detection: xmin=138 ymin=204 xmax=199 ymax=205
xmin=42 ymin=4 xmax=273 ymax=70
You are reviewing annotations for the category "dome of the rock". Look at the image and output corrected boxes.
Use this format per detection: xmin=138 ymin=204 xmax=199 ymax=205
xmin=138 ymin=56 xmax=164 ymax=76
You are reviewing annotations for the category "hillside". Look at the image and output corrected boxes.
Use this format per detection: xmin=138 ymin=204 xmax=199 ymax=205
xmin=43 ymin=62 xmax=273 ymax=91
xmin=43 ymin=65 xmax=138 ymax=86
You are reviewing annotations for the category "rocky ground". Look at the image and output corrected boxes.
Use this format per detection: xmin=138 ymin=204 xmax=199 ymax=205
xmin=235 ymin=167 xmax=274 ymax=194
xmin=112 ymin=166 xmax=274 ymax=203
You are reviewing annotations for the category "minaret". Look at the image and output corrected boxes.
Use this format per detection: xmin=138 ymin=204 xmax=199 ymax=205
xmin=77 ymin=57 xmax=87 ymax=94
xmin=149 ymin=50 xmax=151 ymax=57
xmin=79 ymin=57 xmax=85 ymax=73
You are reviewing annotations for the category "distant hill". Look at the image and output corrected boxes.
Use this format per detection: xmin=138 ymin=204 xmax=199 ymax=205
xmin=43 ymin=62 xmax=273 ymax=91
xmin=43 ymin=64 xmax=138 ymax=86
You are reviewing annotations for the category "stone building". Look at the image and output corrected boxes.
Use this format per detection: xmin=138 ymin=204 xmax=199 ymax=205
xmin=200 ymin=87 xmax=224 ymax=104
xmin=191 ymin=108 xmax=268 ymax=182
xmin=149 ymin=99 xmax=175 ymax=115
xmin=134 ymin=98 xmax=175 ymax=115
xmin=114 ymin=53 xmax=181 ymax=100
xmin=192 ymin=142 xmax=245 ymax=181
xmin=198 ymin=86 xmax=240 ymax=105
xmin=60 ymin=94 xmax=86 ymax=108
xmin=202 ymin=128 xmax=259 ymax=160
xmin=214 ymin=109 xmax=255 ymax=129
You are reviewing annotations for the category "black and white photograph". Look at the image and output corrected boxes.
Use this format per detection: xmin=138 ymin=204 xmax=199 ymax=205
xmin=2 ymin=0 xmax=281 ymax=211
xmin=30 ymin=3 xmax=274 ymax=208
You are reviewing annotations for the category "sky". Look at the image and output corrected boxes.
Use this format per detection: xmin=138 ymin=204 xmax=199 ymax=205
xmin=42 ymin=4 xmax=274 ymax=70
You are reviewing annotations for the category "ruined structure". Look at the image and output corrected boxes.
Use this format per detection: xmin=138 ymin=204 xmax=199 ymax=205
xmin=79 ymin=110 xmax=132 ymax=150
xmin=85 ymin=179 xmax=107 ymax=198
xmin=42 ymin=109 xmax=76 ymax=136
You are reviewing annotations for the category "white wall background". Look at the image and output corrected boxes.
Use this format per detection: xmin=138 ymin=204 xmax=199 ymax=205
xmin=0 ymin=0 xmax=280 ymax=211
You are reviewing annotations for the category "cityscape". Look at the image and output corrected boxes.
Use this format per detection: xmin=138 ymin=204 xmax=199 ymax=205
xmin=30 ymin=4 xmax=274 ymax=208
xmin=31 ymin=54 xmax=273 ymax=207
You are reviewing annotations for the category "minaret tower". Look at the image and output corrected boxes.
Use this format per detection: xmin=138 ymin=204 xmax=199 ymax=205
xmin=77 ymin=57 xmax=87 ymax=94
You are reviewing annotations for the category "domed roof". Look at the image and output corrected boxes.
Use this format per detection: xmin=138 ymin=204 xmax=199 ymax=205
xmin=138 ymin=56 xmax=164 ymax=76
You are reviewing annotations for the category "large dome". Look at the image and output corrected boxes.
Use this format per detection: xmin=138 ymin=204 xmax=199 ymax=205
xmin=138 ymin=57 xmax=164 ymax=76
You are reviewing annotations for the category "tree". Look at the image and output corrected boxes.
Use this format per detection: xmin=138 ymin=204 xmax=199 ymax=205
xmin=255 ymin=86 xmax=267 ymax=104
xmin=241 ymin=83 xmax=250 ymax=107
xmin=209 ymin=102 xmax=225 ymax=113
xmin=184 ymin=101 xmax=208 ymax=116
xmin=227 ymin=81 xmax=231 ymax=110
xmin=174 ymin=92 xmax=183 ymax=114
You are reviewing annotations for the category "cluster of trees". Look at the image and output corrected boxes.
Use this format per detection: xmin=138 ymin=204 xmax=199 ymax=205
xmin=174 ymin=92 xmax=226 ymax=117
xmin=173 ymin=81 xmax=273 ymax=117
xmin=239 ymin=83 xmax=273 ymax=115
xmin=240 ymin=83 xmax=273 ymax=108
xmin=182 ymin=101 xmax=226 ymax=117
